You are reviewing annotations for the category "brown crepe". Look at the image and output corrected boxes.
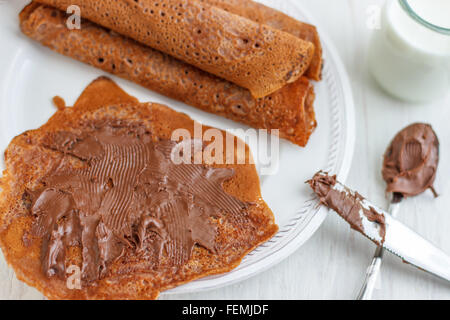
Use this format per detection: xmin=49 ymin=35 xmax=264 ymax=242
xmin=34 ymin=0 xmax=315 ymax=98
xmin=20 ymin=3 xmax=317 ymax=147
xmin=0 ymin=77 xmax=278 ymax=300
xmin=200 ymin=0 xmax=323 ymax=81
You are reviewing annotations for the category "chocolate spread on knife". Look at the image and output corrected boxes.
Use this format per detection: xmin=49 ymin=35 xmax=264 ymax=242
xmin=308 ymin=172 xmax=386 ymax=243
xmin=28 ymin=122 xmax=249 ymax=282
xmin=382 ymin=123 xmax=439 ymax=198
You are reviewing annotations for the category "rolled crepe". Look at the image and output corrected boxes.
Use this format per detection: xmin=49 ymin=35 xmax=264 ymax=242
xmin=20 ymin=3 xmax=316 ymax=147
xmin=34 ymin=0 xmax=314 ymax=98
xmin=200 ymin=0 xmax=323 ymax=81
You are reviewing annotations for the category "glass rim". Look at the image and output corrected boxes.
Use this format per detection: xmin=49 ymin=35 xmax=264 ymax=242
xmin=399 ymin=0 xmax=450 ymax=35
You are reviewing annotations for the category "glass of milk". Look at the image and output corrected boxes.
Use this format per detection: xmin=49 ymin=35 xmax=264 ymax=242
xmin=369 ymin=0 xmax=450 ymax=102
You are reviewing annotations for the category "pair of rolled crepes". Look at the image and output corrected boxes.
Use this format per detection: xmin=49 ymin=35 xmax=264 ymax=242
xmin=20 ymin=0 xmax=322 ymax=146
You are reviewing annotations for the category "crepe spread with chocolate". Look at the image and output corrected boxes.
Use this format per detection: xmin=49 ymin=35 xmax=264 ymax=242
xmin=308 ymin=172 xmax=386 ymax=244
xmin=31 ymin=125 xmax=248 ymax=282
xmin=382 ymin=123 xmax=439 ymax=198
xmin=0 ymin=77 xmax=278 ymax=299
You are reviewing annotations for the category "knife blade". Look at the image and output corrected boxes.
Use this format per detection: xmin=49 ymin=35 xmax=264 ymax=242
xmin=382 ymin=213 xmax=450 ymax=281
xmin=310 ymin=172 xmax=450 ymax=282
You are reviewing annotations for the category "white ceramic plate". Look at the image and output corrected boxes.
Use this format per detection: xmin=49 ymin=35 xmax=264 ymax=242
xmin=0 ymin=0 xmax=354 ymax=295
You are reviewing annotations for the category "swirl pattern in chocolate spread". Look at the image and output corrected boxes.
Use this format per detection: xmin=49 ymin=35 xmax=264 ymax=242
xmin=29 ymin=123 xmax=249 ymax=282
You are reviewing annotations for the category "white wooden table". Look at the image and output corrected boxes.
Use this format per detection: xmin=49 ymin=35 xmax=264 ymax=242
xmin=1 ymin=0 xmax=450 ymax=300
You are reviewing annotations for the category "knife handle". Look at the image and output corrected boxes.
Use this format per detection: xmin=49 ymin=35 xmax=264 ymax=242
xmin=356 ymin=247 xmax=384 ymax=300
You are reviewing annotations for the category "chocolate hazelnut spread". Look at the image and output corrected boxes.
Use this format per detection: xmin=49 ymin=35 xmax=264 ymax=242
xmin=382 ymin=123 xmax=439 ymax=198
xmin=28 ymin=122 xmax=249 ymax=282
xmin=308 ymin=172 xmax=386 ymax=243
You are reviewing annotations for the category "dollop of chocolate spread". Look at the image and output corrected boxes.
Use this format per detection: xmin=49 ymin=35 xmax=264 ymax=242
xmin=28 ymin=123 xmax=249 ymax=282
xmin=308 ymin=172 xmax=386 ymax=243
xmin=382 ymin=123 xmax=439 ymax=198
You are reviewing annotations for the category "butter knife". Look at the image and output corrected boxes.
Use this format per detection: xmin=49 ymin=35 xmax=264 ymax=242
xmin=310 ymin=172 xmax=450 ymax=282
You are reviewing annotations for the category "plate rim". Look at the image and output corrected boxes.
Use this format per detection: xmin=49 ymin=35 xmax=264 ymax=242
xmin=0 ymin=0 xmax=355 ymax=296
xmin=162 ymin=0 xmax=356 ymax=295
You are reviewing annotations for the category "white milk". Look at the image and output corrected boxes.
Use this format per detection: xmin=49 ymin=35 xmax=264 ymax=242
xmin=369 ymin=0 xmax=450 ymax=102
